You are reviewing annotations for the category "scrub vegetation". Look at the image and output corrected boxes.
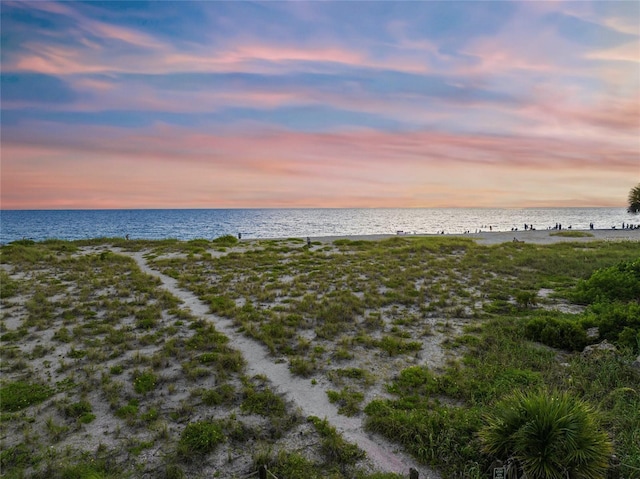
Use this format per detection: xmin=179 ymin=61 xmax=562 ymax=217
xmin=1 ymin=235 xmax=638 ymax=478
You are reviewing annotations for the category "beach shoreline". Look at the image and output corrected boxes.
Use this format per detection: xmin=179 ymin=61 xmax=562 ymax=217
xmin=308 ymin=228 xmax=640 ymax=246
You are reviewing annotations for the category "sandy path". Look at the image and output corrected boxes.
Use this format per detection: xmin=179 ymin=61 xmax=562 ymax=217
xmin=128 ymin=251 xmax=441 ymax=478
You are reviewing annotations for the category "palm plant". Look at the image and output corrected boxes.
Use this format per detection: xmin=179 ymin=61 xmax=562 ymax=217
xmin=479 ymin=389 xmax=612 ymax=479
xmin=628 ymin=183 xmax=640 ymax=214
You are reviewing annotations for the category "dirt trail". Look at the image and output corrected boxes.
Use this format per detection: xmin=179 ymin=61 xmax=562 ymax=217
xmin=128 ymin=251 xmax=441 ymax=478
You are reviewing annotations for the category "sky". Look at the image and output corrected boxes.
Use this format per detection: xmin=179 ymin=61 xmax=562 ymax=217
xmin=1 ymin=1 xmax=639 ymax=209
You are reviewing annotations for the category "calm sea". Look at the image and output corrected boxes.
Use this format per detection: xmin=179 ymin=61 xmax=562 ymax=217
xmin=1 ymin=208 xmax=637 ymax=244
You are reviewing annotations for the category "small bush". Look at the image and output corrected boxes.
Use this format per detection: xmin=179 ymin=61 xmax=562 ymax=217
xmin=211 ymin=235 xmax=239 ymax=247
xmin=387 ymin=366 xmax=438 ymax=396
xmin=115 ymin=400 xmax=139 ymax=420
xmin=580 ymin=301 xmax=640 ymax=353
xmin=132 ymin=369 xmax=157 ymax=394
xmin=178 ymin=420 xmax=225 ymax=459
xmin=515 ymin=290 xmax=537 ymax=309
xmin=206 ymin=295 xmax=237 ymax=316
xmin=64 ymin=400 xmax=92 ymax=418
xmin=525 ymin=315 xmax=588 ymax=351
xmin=241 ymin=387 xmax=286 ymax=417
xmin=201 ymin=384 xmax=236 ymax=406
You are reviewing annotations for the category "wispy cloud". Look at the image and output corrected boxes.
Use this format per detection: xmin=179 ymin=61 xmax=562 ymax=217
xmin=1 ymin=1 xmax=638 ymax=209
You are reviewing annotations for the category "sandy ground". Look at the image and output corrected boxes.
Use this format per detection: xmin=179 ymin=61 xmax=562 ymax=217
xmin=130 ymin=251 xmax=442 ymax=478
xmin=3 ymin=230 xmax=637 ymax=478
xmin=309 ymin=228 xmax=640 ymax=246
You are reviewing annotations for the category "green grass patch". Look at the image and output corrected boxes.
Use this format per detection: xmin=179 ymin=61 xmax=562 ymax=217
xmin=0 ymin=381 xmax=54 ymax=412
xmin=327 ymin=387 xmax=365 ymax=416
xmin=549 ymin=231 xmax=594 ymax=238
xmin=211 ymin=234 xmax=239 ymax=247
xmin=241 ymin=385 xmax=286 ymax=417
xmin=177 ymin=420 xmax=225 ymax=460
xmin=132 ymin=369 xmax=158 ymax=394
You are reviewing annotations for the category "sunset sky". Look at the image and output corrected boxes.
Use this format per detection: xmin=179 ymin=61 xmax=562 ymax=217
xmin=1 ymin=1 xmax=639 ymax=209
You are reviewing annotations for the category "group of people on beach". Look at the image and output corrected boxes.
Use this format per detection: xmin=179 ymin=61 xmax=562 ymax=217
xmin=230 ymin=222 xmax=638 ymax=244
xmin=616 ymin=222 xmax=639 ymax=230
xmin=511 ymin=224 xmax=535 ymax=231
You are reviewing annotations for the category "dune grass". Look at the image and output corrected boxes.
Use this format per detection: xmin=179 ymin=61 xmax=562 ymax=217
xmin=1 ymin=236 xmax=638 ymax=478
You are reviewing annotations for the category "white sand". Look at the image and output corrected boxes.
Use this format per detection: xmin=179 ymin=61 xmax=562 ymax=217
xmin=309 ymin=228 xmax=640 ymax=246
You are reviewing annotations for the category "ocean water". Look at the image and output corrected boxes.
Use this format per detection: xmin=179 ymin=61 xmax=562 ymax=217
xmin=1 ymin=208 xmax=637 ymax=244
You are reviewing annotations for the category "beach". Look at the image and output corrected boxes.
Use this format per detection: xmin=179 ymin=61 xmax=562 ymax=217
xmin=312 ymin=228 xmax=640 ymax=246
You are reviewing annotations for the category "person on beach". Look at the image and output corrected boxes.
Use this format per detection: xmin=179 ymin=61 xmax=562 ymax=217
xmin=238 ymin=232 xmax=242 ymax=240
xmin=306 ymin=236 xmax=311 ymax=247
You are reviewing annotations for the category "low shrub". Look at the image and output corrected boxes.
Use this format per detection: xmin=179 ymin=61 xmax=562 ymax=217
xmin=177 ymin=420 xmax=225 ymax=460
xmin=573 ymin=258 xmax=640 ymax=304
xmin=525 ymin=315 xmax=588 ymax=351
xmin=132 ymin=369 xmax=158 ymax=394
xmin=115 ymin=400 xmax=139 ymax=420
xmin=241 ymin=387 xmax=286 ymax=417
xmin=211 ymin=235 xmax=238 ymax=247
xmin=386 ymin=365 xmax=438 ymax=397
xmin=201 ymin=384 xmax=236 ymax=406
xmin=64 ymin=400 xmax=92 ymax=418
xmin=580 ymin=301 xmax=640 ymax=353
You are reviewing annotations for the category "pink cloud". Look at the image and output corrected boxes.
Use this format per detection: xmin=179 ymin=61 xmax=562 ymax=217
xmin=585 ymin=40 xmax=640 ymax=63
xmin=7 ymin=11 xmax=428 ymax=78
xmin=5 ymin=123 xmax=638 ymax=171
xmin=2 ymin=123 xmax=637 ymax=209
xmin=82 ymin=20 xmax=163 ymax=49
